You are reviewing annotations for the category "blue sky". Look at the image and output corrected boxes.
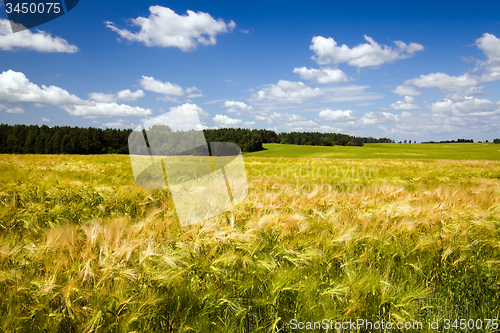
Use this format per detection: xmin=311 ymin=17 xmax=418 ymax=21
xmin=1 ymin=0 xmax=500 ymax=142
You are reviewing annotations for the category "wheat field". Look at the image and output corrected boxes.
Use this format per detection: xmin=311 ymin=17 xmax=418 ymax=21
xmin=0 ymin=154 xmax=499 ymax=332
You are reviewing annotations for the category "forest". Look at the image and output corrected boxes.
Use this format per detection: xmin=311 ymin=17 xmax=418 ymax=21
xmin=422 ymin=139 xmax=475 ymax=143
xmin=0 ymin=123 xmax=393 ymax=154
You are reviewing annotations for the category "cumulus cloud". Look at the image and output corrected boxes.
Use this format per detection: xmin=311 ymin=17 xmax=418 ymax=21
xmin=223 ymin=101 xmax=253 ymax=115
xmin=318 ymin=109 xmax=354 ymax=120
xmin=293 ymin=67 xmax=349 ymax=84
xmin=252 ymin=80 xmax=383 ymax=104
xmin=140 ymin=75 xmax=184 ymax=97
xmin=186 ymin=86 xmax=203 ymax=98
xmin=475 ymin=33 xmax=500 ymax=82
xmin=89 ymin=89 xmax=144 ymax=103
xmin=351 ymin=95 xmax=500 ymax=140
xmin=310 ymin=35 xmax=423 ymax=67
xmin=102 ymin=119 xmax=127 ymax=128
xmin=0 ymin=70 xmax=152 ymax=118
xmin=360 ymin=111 xmax=404 ymax=125
xmin=252 ymin=111 xmax=318 ymax=131
xmin=144 ymin=103 xmax=209 ymax=131
xmin=403 ymin=73 xmax=480 ymax=91
xmin=42 ymin=117 xmax=50 ymax=122
xmin=0 ymin=19 xmax=78 ymax=53
xmin=213 ymin=114 xmax=242 ymax=126
xmin=390 ymin=101 xmax=500 ymax=139
xmin=62 ymin=103 xmax=152 ymax=118
xmin=88 ymin=92 xmax=115 ymax=103
xmin=392 ymin=85 xmax=422 ymax=96
xmin=106 ymin=6 xmax=235 ymax=52
xmin=252 ymin=80 xmax=323 ymax=103
xmin=392 ymin=72 xmax=482 ymax=100
xmin=116 ymin=89 xmax=145 ymax=101
xmin=390 ymin=96 xmax=420 ymax=110
xmin=431 ymin=96 xmax=500 ymax=116
xmin=0 ymin=70 xmax=83 ymax=105
xmin=6 ymin=107 xmax=24 ymax=114
xmin=254 ymin=111 xmax=306 ymax=124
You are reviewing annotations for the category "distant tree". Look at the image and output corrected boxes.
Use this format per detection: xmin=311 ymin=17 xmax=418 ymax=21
xmin=52 ymin=133 xmax=62 ymax=154
xmin=23 ymin=127 xmax=38 ymax=154
xmin=494 ymin=139 xmax=500 ymax=144
xmin=34 ymin=135 xmax=45 ymax=154
xmin=0 ymin=123 xmax=394 ymax=154
xmin=60 ymin=134 xmax=75 ymax=154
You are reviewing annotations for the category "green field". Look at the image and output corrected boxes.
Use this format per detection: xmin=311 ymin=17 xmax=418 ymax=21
xmin=245 ymin=143 xmax=500 ymax=160
xmin=0 ymin=153 xmax=500 ymax=332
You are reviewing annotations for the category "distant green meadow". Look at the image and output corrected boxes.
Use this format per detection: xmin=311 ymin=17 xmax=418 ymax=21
xmin=244 ymin=143 xmax=500 ymax=160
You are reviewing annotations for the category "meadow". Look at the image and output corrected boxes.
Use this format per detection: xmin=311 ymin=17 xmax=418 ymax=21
xmin=0 ymin=145 xmax=500 ymax=332
xmin=245 ymin=143 xmax=500 ymax=160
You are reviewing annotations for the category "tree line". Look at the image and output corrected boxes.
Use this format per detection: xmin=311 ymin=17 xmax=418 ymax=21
xmin=0 ymin=124 xmax=393 ymax=155
xmin=275 ymin=131 xmax=392 ymax=146
xmin=422 ymin=139 xmax=474 ymax=144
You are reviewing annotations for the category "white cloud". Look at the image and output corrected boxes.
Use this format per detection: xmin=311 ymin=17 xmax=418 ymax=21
xmin=322 ymin=85 xmax=384 ymax=102
xmin=0 ymin=19 xmax=78 ymax=53
xmin=360 ymin=111 xmax=402 ymax=124
xmin=310 ymin=35 xmax=423 ymax=67
xmin=392 ymin=85 xmax=422 ymax=96
xmin=475 ymin=33 xmax=500 ymax=82
xmin=6 ymin=107 xmax=24 ymax=114
xmin=89 ymin=89 xmax=144 ymax=103
xmin=102 ymin=119 xmax=127 ymax=128
xmin=213 ymin=114 xmax=243 ymax=126
xmin=390 ymin=96 xmax=420 ymax=110
xmin=293 ymin=67 xmax=349 ymax=84
xmin=0 ymin=70 xmax=154 ymax=118
xmin=186 ymin=86 xmax=203 ymax=98
xmin=255 ymin=111 xmax=306 ymax=124
xmin=62 ymin=103 xmax=152 ymax=118
xmin=318 ymin=109 xmax=353 ymax=120
xmin=144 ymin=103 xmax=209 ymax=131
xmin=223 ymin=101 xmax=253 ymax=115
xmin=42 ymin=117 xmax=50 ymax=122
xmin=140 ymin=75 xmax=183 ymax=96
xmin=212 ymin=114 xmax=254 ymax=128
xmin=0 ymin=70 xmax=83 ymax=105
xmin=252 ymin=80 xmax=323 ymax=103
xmin=403 ymin=73 xmax=480 ymax=92
xmin=251 ymin=80 xmax=383 ymax=104
xmin=116 ymin=89 xmax=145 ymax=101
xmin=431 ymin=97 xmax=500 ymax=116
xmin=88 ymin=92 xmax=115 ymax=103
xmin=106 ymin=6 xmax=235 ymax=52
xmin=252 ymin=111 xmax=318 ymax=131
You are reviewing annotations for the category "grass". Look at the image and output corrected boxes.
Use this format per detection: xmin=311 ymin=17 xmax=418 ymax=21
xmin=244 ymin=143 xmax=500 ymax=160
xmin=0 ymin=153 xmax=499 ymax=332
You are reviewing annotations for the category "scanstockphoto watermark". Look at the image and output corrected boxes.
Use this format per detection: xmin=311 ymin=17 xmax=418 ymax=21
xmin=290 ymin=318 xmax=424 ymax=331
xmin=128 ymin=109 xmax=249 ymax=227
xmin=3 ymin=0 xmax=80 ymax=33
xmin=248 ymin=162 xmax=379 ymax=180
xmin=248 ymin=179 xmax=367 ymax=196
xmin=247 ymin=162 xmax=378 ymax=196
